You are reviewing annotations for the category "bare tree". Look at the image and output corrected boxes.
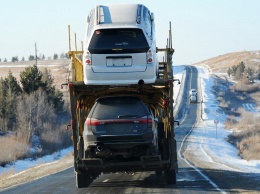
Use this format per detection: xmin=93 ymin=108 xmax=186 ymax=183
xmin=17 ymin=89 xmax=56 ymax=143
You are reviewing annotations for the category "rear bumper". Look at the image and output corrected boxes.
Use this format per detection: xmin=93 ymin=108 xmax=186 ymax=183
xmin=76 ymin=155 xmax=171 ymax=173
xmin=83 ymin=131 xmax=155 ymax=149
xmin=83 ymin=65 xmax=157 ymax=85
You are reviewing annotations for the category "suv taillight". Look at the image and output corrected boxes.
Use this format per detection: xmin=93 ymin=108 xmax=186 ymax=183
xmin=86 ymin=118 xmax=101 ymax=126
xmin=139 ymin=116 xmax=153 ymax=129
xmin=85 ymin=50 xmax=91 ymax=65
xmin=147 ymin=48 xmax=153 ymax=64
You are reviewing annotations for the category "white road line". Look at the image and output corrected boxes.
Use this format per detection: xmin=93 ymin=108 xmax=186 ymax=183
xmin=178 ymin=121 xmax=227 ymax=194
xmin=102 ymin=179 xmax=109 ymax=182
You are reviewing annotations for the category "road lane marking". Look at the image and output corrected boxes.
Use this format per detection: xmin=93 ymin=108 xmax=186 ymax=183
xmin=178 ymin=119 xmax=227 ymax=194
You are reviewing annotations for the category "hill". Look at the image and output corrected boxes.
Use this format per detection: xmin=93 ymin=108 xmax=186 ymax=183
xmin=194 ymin=50 xmax=260 ymax=74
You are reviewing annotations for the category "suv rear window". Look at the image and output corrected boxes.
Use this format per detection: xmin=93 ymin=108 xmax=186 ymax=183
xmin=91 ymin=97 xmax=148 ymax=119
xmin=88 ymin=28 xmax=149 ymax=54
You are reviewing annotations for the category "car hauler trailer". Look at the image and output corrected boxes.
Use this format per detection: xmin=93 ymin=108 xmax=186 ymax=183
xmin=64 ymin=4 xmax=178 ymax=188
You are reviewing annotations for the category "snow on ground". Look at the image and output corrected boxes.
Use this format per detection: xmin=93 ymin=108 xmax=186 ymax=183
xmin=0 ymin=64 xmax=259 ymax=181
xmin=0 ymin=147 xmax=73 ymax=175
xmin=185 ymin=65 xmax=260 ymax=176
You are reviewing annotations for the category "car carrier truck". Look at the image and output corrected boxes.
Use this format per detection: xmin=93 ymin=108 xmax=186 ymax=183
xmin=63 ymin=4 xmax=178 ymax=188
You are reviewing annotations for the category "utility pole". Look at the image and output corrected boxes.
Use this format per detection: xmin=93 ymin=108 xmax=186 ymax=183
xmin=35 ymin=42 xmax=37 ymax=66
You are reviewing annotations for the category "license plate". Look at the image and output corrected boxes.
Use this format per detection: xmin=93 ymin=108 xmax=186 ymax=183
xmin=106 ymin=57 xmax=132 ymax=67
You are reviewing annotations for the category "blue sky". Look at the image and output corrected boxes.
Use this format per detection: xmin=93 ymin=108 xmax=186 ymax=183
xmin=0 ymin=0 xmax=259 ymax=64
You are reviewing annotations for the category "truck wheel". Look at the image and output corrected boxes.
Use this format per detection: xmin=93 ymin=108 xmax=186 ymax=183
xmin=164 ymin=170 xmax=176 ymax=184
xmin=76 ymin=172 xmax=92 ymax=188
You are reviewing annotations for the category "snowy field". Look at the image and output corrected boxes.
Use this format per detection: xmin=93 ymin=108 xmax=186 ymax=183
xmin=182 ymin=65 xmax=260 ymax=176
xmin=0 ymin=64 xmax=259 ymax=182
xmin=0 ymin=147 xmax=73 ymax=175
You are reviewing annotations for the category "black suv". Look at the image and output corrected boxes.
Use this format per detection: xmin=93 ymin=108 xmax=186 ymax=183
xmin=83 ymin=96 xmax=158 ymax=159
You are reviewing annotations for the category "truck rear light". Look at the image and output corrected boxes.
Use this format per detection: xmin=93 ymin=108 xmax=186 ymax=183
xmin=147 ymin=49 xmax=153 ymax=64
xmin=85 ymin=50 xmax=91 ymax=65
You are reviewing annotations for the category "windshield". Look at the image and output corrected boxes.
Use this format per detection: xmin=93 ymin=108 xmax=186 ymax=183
xmin=88 ymin=28 xmax=149 ymax=54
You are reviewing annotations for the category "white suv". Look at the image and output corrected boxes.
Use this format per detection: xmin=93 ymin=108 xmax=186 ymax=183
xmin=83 ymin=4 xmax=158 ymax=85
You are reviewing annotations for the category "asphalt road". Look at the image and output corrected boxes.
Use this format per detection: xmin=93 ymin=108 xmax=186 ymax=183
xmin=3 ymin=66 xmax=257 ymax=194
xmin=0 ymin=66 xmax=221 ymax=194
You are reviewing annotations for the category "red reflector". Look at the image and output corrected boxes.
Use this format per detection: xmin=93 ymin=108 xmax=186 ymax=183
xmin=86 ymin=59 xmax=91 ymax=64
xmin=163 ymin=100 xmax=168 ymax=106
xmin=68 ymin=83 xmax=73 ymax=87
xmin=147 ymin=58 xmax=153 ymax=63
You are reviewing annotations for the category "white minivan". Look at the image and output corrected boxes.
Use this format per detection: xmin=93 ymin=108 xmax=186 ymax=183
xmin=83 ymin=4 xmax=159 ymax=85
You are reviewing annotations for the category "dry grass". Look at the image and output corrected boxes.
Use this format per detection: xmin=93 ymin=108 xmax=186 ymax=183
xmin=0 ymin=125 xmax=72 ymax=166
xmin=238 ymin=109 xmax=258 ymax=125
xmin=226 ymin=116 xmax=260 ymax=160
xmin=40 ymin=124 xmax=72 ymax=155
xmin=225 ymin=110 xmax=257 ymax=130
xmin=251 ymin=92 xmax=260 ymax=106
xmin=231 ymin=82 xmax=260 ymax=93
xmin=0 ymin=134 xmax=30 ymax=165
xmin=224 ymin=115 xmax=238 ymax=129
xmin=239 ymin=135 xmax=260 ymax=160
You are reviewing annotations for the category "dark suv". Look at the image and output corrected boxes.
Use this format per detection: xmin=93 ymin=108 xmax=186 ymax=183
xmin=83 ymin=96 xmax=158 ymax=160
